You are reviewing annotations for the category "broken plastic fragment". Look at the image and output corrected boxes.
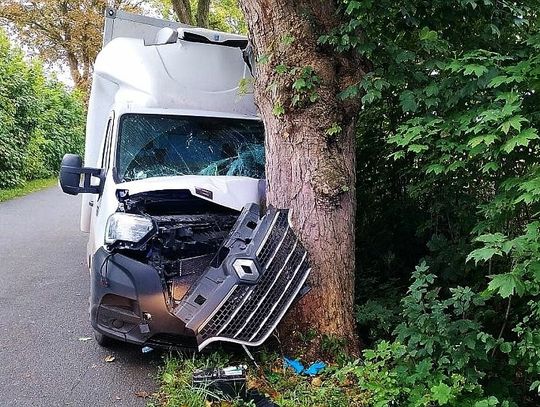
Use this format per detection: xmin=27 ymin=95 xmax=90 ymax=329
xmin=304 ymin=361 xmax=326 ymax=376
xmin=283 ymin=357 xmax=326 ymax=376
xmin=283 ymin=357 xmax=305 ymax=374
xmin=141 ymin=346 xmax=154 ymax=354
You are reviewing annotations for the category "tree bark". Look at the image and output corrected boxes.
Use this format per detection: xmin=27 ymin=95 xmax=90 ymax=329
xmin=239 ymin=0 xmax=366 ymax=357
xmin=196 ymin=0 xmax=211 ymax=28
xmin=171 ymin=0 xmax=193 ymax=25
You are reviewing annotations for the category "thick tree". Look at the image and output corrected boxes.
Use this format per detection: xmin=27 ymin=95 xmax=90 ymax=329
xmin=170 ymin=0 xmax=211 ymax=27
xmin=239 ymin=0 xmax=367 ymax=355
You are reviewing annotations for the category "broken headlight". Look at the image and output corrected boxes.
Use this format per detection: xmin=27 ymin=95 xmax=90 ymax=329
xmin=105 ymin=213 xmax=156 ymax=247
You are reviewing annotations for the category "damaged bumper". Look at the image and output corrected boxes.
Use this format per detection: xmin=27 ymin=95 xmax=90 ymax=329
xmin=91 ymin=204 xmax=311 ymax=350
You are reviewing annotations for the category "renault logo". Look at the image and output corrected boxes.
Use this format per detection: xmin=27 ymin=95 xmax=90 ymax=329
xmin=233 ymin=259 xmax=260 ymax=282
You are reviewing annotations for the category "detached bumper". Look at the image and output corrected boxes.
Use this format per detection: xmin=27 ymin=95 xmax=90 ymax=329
xmin=91 ymin=248 xmax=197 ymax=348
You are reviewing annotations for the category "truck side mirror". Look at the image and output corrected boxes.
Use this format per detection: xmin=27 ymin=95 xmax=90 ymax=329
xmin=59 ymin=154 xmax=104 ymax=196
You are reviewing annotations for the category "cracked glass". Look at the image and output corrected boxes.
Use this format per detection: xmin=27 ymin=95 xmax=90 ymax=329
xmin=116 ymin=114 xmax=265 ymax=182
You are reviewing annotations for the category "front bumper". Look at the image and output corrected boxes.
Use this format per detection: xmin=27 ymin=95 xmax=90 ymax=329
xmin=91 ymin=248 xmax=197 ymax=348
xmin=90 ymin=204 xmax=311 ymax=350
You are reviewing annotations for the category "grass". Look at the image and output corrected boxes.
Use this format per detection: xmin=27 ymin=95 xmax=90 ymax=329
xmin=0 ymin=177 xmax=58 ymax=203
xmin=149 ymin=351 xmax=256 ymax=407
xmin=151 ymin=347 xmax=370 ymax=407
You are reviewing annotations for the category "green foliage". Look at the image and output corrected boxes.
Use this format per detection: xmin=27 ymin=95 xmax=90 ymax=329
xmin=0 ymin=30 xmax=84 ymax=189
xmin=207 ymin=0 xmax=247 ymax=34
xmin=154 ymin=353 xmax=254 ymax=407
xmin=155 ymin=0 xmax=247 ymax=33
xmin=0 ymin=177 xmax=57 ymax=203
xmin=290 ymin=66 xmax=320 ymax=107
xmin=318 ymin=0 xmax=540 ymax=405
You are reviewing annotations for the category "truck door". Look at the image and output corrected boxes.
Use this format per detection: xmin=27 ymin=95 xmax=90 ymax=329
xmin=88 ymin=114 xmax=114 ymax=261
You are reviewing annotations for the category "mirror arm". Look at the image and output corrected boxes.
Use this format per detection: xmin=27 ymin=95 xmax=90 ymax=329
xmin=62 ymin=166 xmax=105 ymax=195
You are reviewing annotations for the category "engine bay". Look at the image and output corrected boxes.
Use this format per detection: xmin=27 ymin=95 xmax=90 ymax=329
xmin=111 ymin=189 xmax=240 ymax=307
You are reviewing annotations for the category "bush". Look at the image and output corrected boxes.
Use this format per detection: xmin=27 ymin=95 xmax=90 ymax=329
xmin=319 ymin=0 xmax=540 ymax=405
xmin=0 ymin=30 xmax=84 ymax=188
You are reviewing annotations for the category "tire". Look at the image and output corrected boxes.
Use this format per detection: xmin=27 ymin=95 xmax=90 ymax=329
xmin=94 ymin=329 xmax=115 ymax=347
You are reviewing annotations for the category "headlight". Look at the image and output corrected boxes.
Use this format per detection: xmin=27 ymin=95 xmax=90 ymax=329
xmin=105 ymin=213 xmax=156 ymax=246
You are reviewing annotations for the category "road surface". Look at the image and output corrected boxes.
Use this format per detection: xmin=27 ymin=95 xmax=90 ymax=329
xmin=0 ymin=186 xmax=160 ymax=406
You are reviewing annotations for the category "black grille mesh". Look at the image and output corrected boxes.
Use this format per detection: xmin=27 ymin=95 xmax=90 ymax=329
xmin=198 ymin=210 xmax=310 ymax=345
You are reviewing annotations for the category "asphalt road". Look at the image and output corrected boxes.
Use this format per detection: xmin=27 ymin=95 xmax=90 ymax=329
xmin=0 ymin=186 xmax=160 ymax=406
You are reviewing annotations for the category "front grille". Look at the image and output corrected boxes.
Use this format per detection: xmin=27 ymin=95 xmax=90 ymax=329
xmin=197 ymin=210 xmax=311 ymax=347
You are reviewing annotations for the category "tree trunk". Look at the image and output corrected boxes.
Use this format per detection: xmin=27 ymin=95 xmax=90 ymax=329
xmin=239 ymin=0 xmax=366 ymax=357
xmin=171 ymin=0 xmax=193 ymax=25
xmin=196 ymin=0 xmax=211 ymax=28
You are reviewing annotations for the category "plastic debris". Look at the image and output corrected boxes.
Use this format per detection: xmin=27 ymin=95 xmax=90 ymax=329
xmin=304 ymin=361 xmax=326 ymax=376
xmin=283 ymin=357 xmax=326 ymax=376
xmin=105 ymin=355 xmax=116 ymax=362
xmin=141 ymin=346 xmax=154 ymax=354
xmin=283 ymin=357 xmax=305 ymax=374
xmin=78 ymin=337 xmax=92 ymax=342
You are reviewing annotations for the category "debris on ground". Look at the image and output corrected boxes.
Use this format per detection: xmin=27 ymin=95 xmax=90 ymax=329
xmin=192 ymin=366 xmax=247 ymax=400
xmin=134 ymin=391 xmax=149 ymax=398
xmin=104 ymin=355 xmax=116 ymax=363
xmin=283 ymin=357 xmax=326 ymax=376
xmin=78 ymin=337 xmax=92 ymax=342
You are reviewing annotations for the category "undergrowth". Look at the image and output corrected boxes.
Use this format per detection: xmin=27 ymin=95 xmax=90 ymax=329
xmin=0 ymin=177 xmax=57 ymax=203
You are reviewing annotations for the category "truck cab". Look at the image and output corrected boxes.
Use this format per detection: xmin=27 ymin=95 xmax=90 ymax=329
xmin=59 ymin=9 xmax=310 ymax=351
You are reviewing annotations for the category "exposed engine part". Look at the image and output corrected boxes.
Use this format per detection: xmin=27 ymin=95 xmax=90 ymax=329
xmin=148 ymin=214 xmax=237 ymax=277
xmin=113 ymin=190 xmax=240 ymax=306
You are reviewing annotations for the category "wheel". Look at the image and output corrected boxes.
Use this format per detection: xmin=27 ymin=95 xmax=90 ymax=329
xmin=94 ymin=329 xmax=115 ymax=347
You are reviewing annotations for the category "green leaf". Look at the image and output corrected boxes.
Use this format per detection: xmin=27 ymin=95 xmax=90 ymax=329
xmin=425 ymin=83 xmax=439 ymax=97
xmin=419 ymin=27 xmax=438 ymax=42
xmin=474 ymin=396 xmax=499 ymax=407
xmin=275 ymin=64 xmax=289 ymax=74
xmin=501 ymin=128 xmax=539 ymax=153
xmin=466 ymin=247 xmax=502 ymax=264
xmin=500 ymin=342 xmax=512 ymax=354
xmin=399 ymin=90 xmax=417 ymax=112
xmin=475 ymin=233 xmax=506 ymax=244
xmin=345 ymin=0 xmax=361 ymax=14
xmin=426 ymin=164 xmax=445 ymax=175
xmin=468 ymin=134 xmax=498 ymax=148
xmin=292 ymin=78 xmax=306 ymax=90
xmin=489 ymin=75 xmax=511 ymax=88
xmin=339 ymin=84 xmax=359 ymax=100
xmin=431 ymin=382 xmax=452 ymax=405
xmin=408 ymin=144 xmax=428 ymax=153
xmin=487 ymin=273 xmax=525 ymax=298
xmin=162 ymin=372 xmax=174 ymax=384
xmin=463 ymin=64 xmax=489 ymax=77
xmin=481 ymin=162 xmax=500 ymax=173
xmin=499 ymin=115 xmax=528 ymax=135
xmin=272 ymin=102 xmax=284 ymax=117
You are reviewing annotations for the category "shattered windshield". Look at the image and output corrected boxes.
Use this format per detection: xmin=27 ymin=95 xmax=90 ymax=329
xmin=116 ymin=114 xmax=265 ymax=182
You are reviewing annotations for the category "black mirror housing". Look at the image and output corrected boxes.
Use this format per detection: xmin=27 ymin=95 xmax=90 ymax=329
xmin=59 ymin=154 xmax=104 ymax=196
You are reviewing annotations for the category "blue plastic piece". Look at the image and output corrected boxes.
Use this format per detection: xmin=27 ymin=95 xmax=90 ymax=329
xmin=304 ymin=361 xmax=326 ymax=376
xmin=283 ymin=357 xmax=326 ymax=376
xmin=283 ymin=357 xmax=305 ymax=374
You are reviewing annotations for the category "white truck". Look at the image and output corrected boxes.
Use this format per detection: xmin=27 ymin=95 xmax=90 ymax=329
xmin=59 ymin=8 xmax=310 ymax=351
